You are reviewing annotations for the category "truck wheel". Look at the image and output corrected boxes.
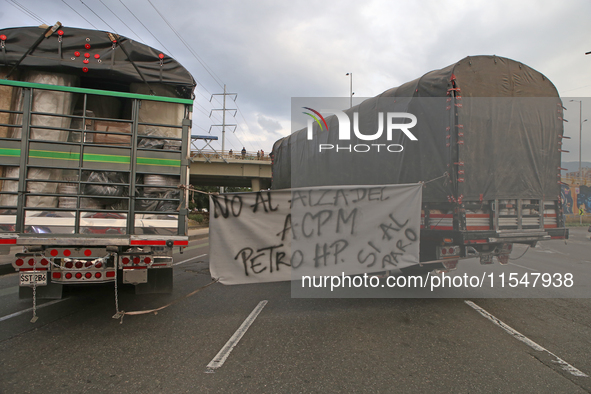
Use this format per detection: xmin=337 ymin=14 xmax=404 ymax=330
xmin=135 ymin=268 xmax=173 ymax=294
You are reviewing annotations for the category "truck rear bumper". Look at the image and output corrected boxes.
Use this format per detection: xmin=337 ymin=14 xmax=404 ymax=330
xmin=1 ymin=235 xmax=189 ymax=246
xmin=423 ymin=228 xmax=569 ymax=245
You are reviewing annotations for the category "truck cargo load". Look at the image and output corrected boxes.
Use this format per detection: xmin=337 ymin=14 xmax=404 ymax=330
xmin=272 ymin=55 xmax=568 ymax=271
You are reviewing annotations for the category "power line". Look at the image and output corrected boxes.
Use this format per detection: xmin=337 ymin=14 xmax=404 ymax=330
xmin=145 ymin=1 xmax=260 ymax=151
xmin=11 ymin=0 xmax=45 ymax=24
xmin=135 ymin=1 xmax=260 ymax=152
xmin=145 ymin=0 xmax=228 ymax=118
xmin=191 ymin=123 xmax=210 ymax=134
xmin=4 ymin=0 xmax=39 ymax=23
xmin=229 ymin=127 xmax=254 ymax=152
xmin=61 ymin=0 xmax=99 ymax=29
xmin=98 ymin=0 xmax=146 ymax=43
xmin=118 ymin=0 xmax=173 ymax=56
xmin=7 ymin=0 xmax=45 ymax=24
xmin=146 ymin=0 xmax=225 ymax=90
xmin=80 ymin=0 xmax=117 ymax=32
xmin=192 ymin=106 xmax=210 ymax=118
xmin=561 ymin=84 xmax=591 ymax=94
xmin=235 ymin=103 xmax=257 ymax=138
xmin=234 ymin=115 xmax=258 ymax=151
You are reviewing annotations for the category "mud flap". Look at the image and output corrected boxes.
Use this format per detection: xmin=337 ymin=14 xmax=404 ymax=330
xmin=19 ymin=281 xmax=63 ymax=300
xmin=135 ymin=268 xmax=173 ymax=294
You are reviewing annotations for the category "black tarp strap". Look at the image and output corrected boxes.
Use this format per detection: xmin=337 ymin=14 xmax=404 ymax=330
xmin=57 ymin=33 xmax=62 ymax=58
xmin=5 ymin=22 xmax=61 ymax=79
xmin=116 ymin=39 xmax=155 ymax=96
xmin=1 ymin=33 xmax=6 ymax=66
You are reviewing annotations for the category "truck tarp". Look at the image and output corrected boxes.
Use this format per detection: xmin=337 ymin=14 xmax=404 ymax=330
xmin=272 ymin=56 xmax=563 ymax=203
xmin=0 ymin=25 xmax=196 ymax=98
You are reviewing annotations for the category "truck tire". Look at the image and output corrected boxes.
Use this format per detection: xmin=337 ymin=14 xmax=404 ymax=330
xmin=135 ymin=268 xmax=173 ymax=294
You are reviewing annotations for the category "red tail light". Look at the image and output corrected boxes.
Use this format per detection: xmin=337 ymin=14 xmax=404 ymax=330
xmin=65 ymin=273 xmax=72 ymax=279
xmin=95 ymin=272 xmax=102 ymax=279
xmin=84 ymin=249 xmax=92 ymax=256
xmin=63 ymin=249 xmax=71 ymax=257
xmin=144 ymin=257 xmax=151 ymax=264
xmin=40 ymin=258 xmax=49 ymax=266
xmin=15 ymin=258 xmax=24 ymax=266
xmin=106 ymin=271 xmax=115 ymax=278
xmin=65 ymin=261 xmax=74 ymax=269
xmin=95 ymin=262 xmax=103 ymax=269
xmin=133 ymin=257 xmax=140 ymax=265
xmin=122 ymin=257 xmax=129 ymax=265
xmin=75 ymin=272 xmax=82 ymax=279
xmin=28 ymin=258 xmax=35 ymax=266
xmin=85 ymin=272 xmax=92 ymax=279
xmin=448 ymin=248 xmax=454 ymax=254
xmin=85 ymin=261 xmax=93 ymax=268
xmin=441 ymin=248 xmax=447 ymax=255
xmin=52 ymin=272 xmax=61 ymax=279
xmin=75 ymin=261 xmax=83 ymax=269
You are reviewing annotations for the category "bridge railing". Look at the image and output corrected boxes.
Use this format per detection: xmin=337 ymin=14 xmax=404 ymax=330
xmin=190 ymin=149 xmax=272 ymax=161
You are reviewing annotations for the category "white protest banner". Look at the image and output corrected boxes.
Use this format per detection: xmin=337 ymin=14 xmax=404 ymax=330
xmin=209 ymin=184 xmax=422 ymax=285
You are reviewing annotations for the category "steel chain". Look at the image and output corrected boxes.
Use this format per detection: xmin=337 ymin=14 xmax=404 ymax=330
xmin=31 ymin=267 xmax=38 ymax=323
xmin=112 ymin=262 xmax=123 ymax=321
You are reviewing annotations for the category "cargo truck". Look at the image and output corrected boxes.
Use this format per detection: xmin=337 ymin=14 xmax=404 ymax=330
xmin=0 ymin=24 xmax=195 ymax=298
xmin=272 ymin=55 xmax=569 ymax=274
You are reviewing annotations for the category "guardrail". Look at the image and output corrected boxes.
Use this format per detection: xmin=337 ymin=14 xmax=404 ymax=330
xmin=190 ymin=149 xmax=272 ymax=161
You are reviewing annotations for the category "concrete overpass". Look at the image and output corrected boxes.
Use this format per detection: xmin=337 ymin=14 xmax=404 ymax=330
xmin=189 ymin=151 xmax=272 ymax=191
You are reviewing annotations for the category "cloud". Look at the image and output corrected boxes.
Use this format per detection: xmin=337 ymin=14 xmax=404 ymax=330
xmin=257 ymin=114 xmax=282 ymax=136
xmin=1 ymin=0 xmax=590 ymax=158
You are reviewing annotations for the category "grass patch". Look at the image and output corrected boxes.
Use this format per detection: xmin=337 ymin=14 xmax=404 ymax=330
xmin=189 ymin=213 xmax=204 ymax=223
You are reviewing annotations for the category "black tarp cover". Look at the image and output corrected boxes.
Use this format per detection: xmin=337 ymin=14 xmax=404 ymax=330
xmin=0 ymin=25 xmax=196 ymax=98
xmin=272 ymin=56 xmax=563 ymax=203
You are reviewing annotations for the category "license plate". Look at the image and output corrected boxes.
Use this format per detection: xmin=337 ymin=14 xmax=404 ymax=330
xmin=19 ymin=272 xmax=47 ymax=286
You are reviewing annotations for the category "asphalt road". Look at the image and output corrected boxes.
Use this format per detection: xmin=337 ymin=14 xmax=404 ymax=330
xmin=0 ymin=229 xmax=590 ymax=393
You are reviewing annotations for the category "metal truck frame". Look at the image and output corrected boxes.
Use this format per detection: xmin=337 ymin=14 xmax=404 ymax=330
xmin=0 ymin=80 xmax=193 ymax=298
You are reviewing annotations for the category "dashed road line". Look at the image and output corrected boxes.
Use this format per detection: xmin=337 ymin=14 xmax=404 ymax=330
xmin=206 ymin=300 xmax=268 ymax=373
xmin=0 ymin=299 xmax=67 ymax=323
xmin=465 ymin=300 xmax=588 ymax=378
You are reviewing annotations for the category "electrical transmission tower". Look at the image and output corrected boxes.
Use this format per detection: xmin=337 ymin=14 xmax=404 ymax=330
xmin=210 ymin=85 xmax=237 ymax=155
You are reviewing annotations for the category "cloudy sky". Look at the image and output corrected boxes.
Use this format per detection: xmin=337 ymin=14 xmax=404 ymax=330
xmin=0 ymin=0 xmax=590 ymax=161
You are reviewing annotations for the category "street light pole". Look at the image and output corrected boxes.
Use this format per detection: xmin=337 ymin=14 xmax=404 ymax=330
xmin=570 ymin=100 xmax=583 ymax=182
xmin=580 ymin=105 xmax=584 ymax=183
xmin=346 ymin=73 xmax=353 ymax=108
xmin=570 ymin=99 xmax=588 ymax=224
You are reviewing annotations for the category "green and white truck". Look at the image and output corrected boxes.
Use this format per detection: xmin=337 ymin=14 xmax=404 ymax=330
xmin=0 ymin=24 xmax=195 ymax=298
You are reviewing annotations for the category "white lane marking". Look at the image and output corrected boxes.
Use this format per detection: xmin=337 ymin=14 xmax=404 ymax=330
xmin=0 ymin=299 xmax=66 ymax=323
xmin=508 ymin=263 xmax=539 ymax=272
xmin=206 ymin=300 xmax=268 ymax=372
xmin=465 ymin=300 xmax=588 ymax=378
xmin=173 ymin=254 xmax=207 ymax=266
